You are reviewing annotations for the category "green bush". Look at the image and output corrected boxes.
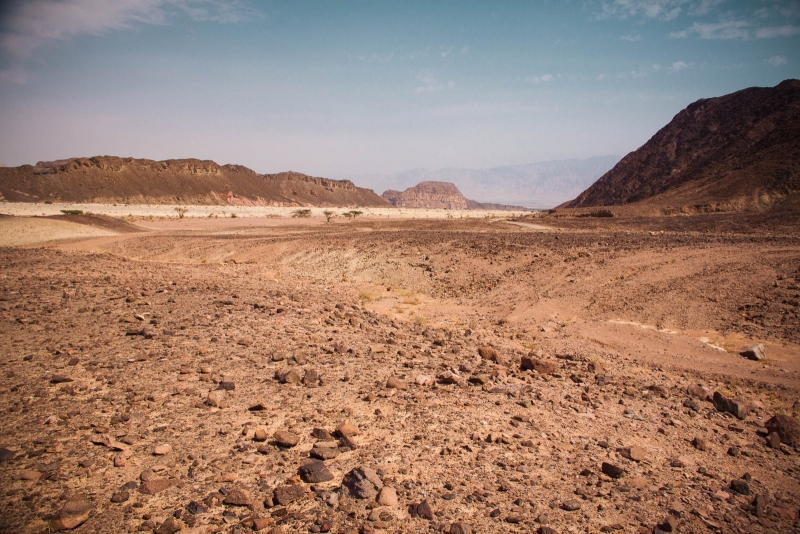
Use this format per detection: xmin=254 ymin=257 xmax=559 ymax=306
xmin=60 ymin=209 xmax=83 ymax=215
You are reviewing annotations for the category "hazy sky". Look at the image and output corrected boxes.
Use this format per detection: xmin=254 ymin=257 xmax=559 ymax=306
xmin=0 ymin=0 xmax=798 ymax=176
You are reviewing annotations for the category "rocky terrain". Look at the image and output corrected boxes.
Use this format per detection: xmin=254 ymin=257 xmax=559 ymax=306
xmin=382 ymin=182 xmax=525 ymax=211
xmin=0 ymin=157 xmax=389 ymax=208
xmin=565 ymin=79 xmax=800 ymax=213
xmin=0 ymin=212 xmax=798 ymax=534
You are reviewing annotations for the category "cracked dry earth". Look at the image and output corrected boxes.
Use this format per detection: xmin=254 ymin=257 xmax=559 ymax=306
xmin=1 ymin=215 xmax=799 ymax=534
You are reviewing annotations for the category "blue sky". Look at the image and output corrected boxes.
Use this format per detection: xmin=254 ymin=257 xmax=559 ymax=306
xmin=0 ymin=0 xmax=798 ymax=176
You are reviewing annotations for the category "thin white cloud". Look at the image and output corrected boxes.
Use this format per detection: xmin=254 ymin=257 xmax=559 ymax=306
xmin=670 ymin=20 xmax=750 ymax=39
xmin=460 ymin=45 xmax=469 ymax=54
xmin=440 ymin=46 xmax=454 ymax=58
xmin=620 ymin=34 xmax=643 ymax=41
xmin=756 ymin=25 xmax=800 ymax=38
xmin=415 ymin=69 xmax=443 ymax=93
xmin=688 ymin=0 xmax=726 ymax=16
xmin=596 ymin=73 xmax=609 ymax=81
xmin=0 ymin=0 xmax=258 ymax=61
xmin=527 ymin=74 xmax=553 ymax=83
xmin=767 ymin=55 xmax=788 ymax=66
xmin=667 ymin=60 xmax=688 ymax=73
xmin=598 ymin=0 xmax=688 ymax=21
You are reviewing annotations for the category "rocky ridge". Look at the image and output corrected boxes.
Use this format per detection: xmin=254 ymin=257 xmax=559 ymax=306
xmin=565 ymin=79 xmax=800 ymax=213
xmin=382 ymin=181 xmax=526 ymax=210
xmin=0 ymin=156 xmax=389 ymax=208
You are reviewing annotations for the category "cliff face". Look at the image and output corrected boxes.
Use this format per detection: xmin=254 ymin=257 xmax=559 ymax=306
xmin=382 ymin=181 xmax=469 ymax=209
xmin=0 ymin=156 xmax=389 ymax=207
xmin=565 ymin=79 xmax=800 ymax=212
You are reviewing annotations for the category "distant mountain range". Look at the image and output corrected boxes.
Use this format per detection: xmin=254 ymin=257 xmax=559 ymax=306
xmin=337 ymin=155 xmax=620 ymax=209
xmin=565 ymin=79 xmax=800 ymax=213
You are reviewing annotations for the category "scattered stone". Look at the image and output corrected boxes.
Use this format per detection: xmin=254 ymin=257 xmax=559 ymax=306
xmin=409 ymin=500 xmax=434 ymax=520
xmin=273 ymin=484 xmax=304 ymax=505
xmin=342 ymin=466 xmax=383 ymax=499
xmin=278 ymin=367 xmax=303 ymax=384
xmin=302 ymin=369 xmax=319 ymax=386
xmin=20 ymin=469 xmax=42 ymax=480
xmin=561 ymin=499 xmax=582 ymax=511
xmin=310 ymin=447 xmax=339 ymax=460
xmin=0 ymin=447 xmax=15 ymax=462
xmin=337 ymin=420 xmax=359 ymax=437
xmin=767 ymin=432 xmax=782 ymax=449
xmin=601 ymin=462 xmax=624 ymax=479
xmin=765 ymin=414 xmax=800 ymax=445
xmin=658 ymin=516 xmax=679 ymax=532
xmin=223 ymin=487 xmax=252 ymax=506
xmin=50 ymin=375 xmax=73 ymax=384
xmin=51 ymin=495 xmax=92 ymax=530
xmin=217 ymin=380 xmax=235 ymax=391
xmin=687 ymin=384 xmax=711 ymax=400
xmin=155 ymin=517 xmax=183 ymax=534
xmin=311 ymin=428 xmax=332 ymax=440
xmin=140 ymin=479 xmax=175 ymax=495
xmin=520 ymin=355 xmax=558 ymax=375
xmin=377 ymin=486 xmax=398 ymax=506
xmin=206 ymin=389 xmax=226 ymax=408
xmin=153 ymin=444 xmax=172 ymax=455
xmin=692 ymin=437 xmax=708 ymax=451
xmin=739 ymin=343 xmax=766 ymax=361
xmin=253 ymin=428 xmax=268 ymax=442
xmin=449 ymin=522 xmax=472 ymax=534
xmin=110 ymin=490 xmax=129 ymax=503
xmin=386 ymin=376 xmax=406 ymax=390
xmin=730 ymin=479 xmax=750 ymax=495
xmin=618 ymin=445 xmax=647 ymax=462
xmin=478 ymin=346 xmax=501 ymax=362
xmin=273 ymin=430 xmax=300 ymax=447
xmin=712 ymin=391 xmax=751 ymax=419
xmin=299 ymin=461 xmax=334 ymax=483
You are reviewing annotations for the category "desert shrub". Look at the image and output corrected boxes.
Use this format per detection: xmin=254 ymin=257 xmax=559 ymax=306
xmin=577 ymin=209 xmax=614 ymax=218
xmin=60 ymin=209 xmax=83 ymax=215
xmin=292 ymin=209 xmax=312 ymax=218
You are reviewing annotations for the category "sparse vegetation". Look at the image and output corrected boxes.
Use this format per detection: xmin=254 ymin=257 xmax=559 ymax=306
xmin=323 ymin=210 xmax=336 ymax=223
xmin=358 ymin=289 xmax=381 ymax=303
xmin=175 ymin=207 xmax=187 ymax=219
xmin=292 ymin=209 xmax=312 ymax=218
xmin=60 ymin=209 xmax=83 ymax=215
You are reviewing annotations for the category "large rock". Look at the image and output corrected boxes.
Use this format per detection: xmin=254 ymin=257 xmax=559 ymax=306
xmin=520 ymin=355 xmax=558 ymax=375
xmin=273 ymin=484 xmax=304 ymax=505
xmin=298 ymin=461 xmax=334 ymax=483
xmin=713 ymin=391 xmax=752 ymax=420
xmin=51 ymin=495 xmax=93 ymax=530
xmin=765 ymin=414 xmax=800 ymax=445
xmin=739 ymin=343 xmax=766 ymax=361
xmin=342 ymin=466 xmax=383 ymax=499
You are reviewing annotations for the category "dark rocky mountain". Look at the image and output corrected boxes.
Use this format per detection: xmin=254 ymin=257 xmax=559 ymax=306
xmin=0 ymin=156 xmax=389 ymax=207
xmin=382 ymin=181 xmax=526 ymax=210
xmin=565 ymin=79 xmax=800 ymax=212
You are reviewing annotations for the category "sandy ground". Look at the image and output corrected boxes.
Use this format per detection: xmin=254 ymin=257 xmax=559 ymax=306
xmin=0 ymin=202 xmax=529 ymax=220
xmin=0 ymin=212 xmax=799 ymax=534
xmin=0 ymin=216 xmax=117 ymax=246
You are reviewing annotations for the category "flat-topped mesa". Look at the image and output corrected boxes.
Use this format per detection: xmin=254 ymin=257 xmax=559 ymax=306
xmin=0 ymin=156 xmax=389 ymax=207
xmin=564 ymin=79 xmax=800 ymax=213
xmin=382 ymin=181 xmax=468 ymax=209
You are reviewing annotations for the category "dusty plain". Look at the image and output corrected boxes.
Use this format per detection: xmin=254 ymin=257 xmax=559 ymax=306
xmin=0 ymin=207 xmax=799 ymax=534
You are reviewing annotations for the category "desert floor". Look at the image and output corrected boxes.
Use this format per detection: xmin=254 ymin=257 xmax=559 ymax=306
xmin=0 ymin=210 xmax=798 ymax=534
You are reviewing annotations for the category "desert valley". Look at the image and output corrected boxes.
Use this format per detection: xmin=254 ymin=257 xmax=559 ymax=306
xmin=0 ymin=76 xmax=798 ymax=534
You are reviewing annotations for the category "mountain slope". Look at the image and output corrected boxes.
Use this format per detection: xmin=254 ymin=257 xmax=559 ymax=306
xmin=565 ymin=79 xmax=800 ymax=211
xmin=0 ymin=156 xmax=389 ymax=207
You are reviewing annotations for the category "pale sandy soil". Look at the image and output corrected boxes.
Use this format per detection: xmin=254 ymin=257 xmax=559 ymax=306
xmin=0 ymin=216 xmax=117 ymax=246
xmin=0 ymin=202 xmax=529 ymax=220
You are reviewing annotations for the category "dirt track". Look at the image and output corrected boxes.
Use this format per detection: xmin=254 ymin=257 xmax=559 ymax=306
xmin=0 ymin=213 xmax=798 ymax=533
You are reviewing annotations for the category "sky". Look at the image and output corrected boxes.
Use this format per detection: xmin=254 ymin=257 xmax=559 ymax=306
xmin=0 ymin=0 xmax=799 ymax=177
